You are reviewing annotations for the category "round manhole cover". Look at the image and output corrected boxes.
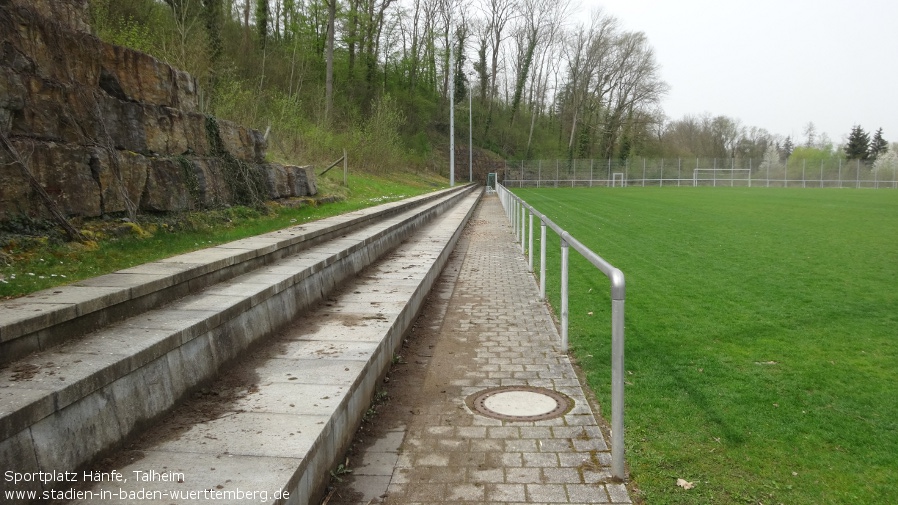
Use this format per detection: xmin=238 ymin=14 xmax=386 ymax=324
xmin=466 ymin=386 xmax=572 ymax=421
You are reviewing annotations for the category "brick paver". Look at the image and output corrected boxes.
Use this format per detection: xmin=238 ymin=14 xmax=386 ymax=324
xmin=379 ymin=194 xmax=631 ymax=505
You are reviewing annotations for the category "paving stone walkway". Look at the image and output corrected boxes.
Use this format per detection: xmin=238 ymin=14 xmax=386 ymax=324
xmin=329 ymin=194 xmax=631 ymax=505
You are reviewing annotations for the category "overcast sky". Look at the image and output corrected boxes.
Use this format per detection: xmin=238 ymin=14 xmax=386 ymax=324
xmin=583 ymin=0 xmax=898 ymax=145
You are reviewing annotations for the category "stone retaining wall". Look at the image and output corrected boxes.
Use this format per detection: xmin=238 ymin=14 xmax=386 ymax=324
xmin=0 ymin=0 xmax=316 ymax=222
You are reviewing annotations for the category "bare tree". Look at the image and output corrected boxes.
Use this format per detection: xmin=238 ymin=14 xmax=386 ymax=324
xmin=402 ymin=0 xmax=424 ymax=89
xmin=472 ymin=18 xmax=490 ymax=103
xmin=803 ymin=122 xmax=817 ymax=148
xmin=555 ymin=10 xmax=667 ymax=160
xmin=559 ymin=10 xmax=619 ymax=159
xmin=509 ymin=0 xmax=569 ymax=125
xmin=481 ymin=0 xmax=514 ymax=135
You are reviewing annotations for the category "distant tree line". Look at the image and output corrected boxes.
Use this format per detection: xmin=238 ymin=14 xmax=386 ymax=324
xmin=638 ymin=115 xmax=892 ymax=170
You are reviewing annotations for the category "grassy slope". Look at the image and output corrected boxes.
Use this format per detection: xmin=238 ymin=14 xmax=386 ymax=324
xmin=514 ymin=187 xmax=898 ymax=504
xmin=0 ymin=172 xmax=447 ymax=298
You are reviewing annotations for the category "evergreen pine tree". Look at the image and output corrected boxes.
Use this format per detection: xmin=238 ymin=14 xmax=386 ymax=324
xmin=869 ymin=128 xmax=888 ymax=160
xmin=782 ymin=136 xmax=794 ymax=158
xmin=844 ymin=125 xmax=870 ymax=160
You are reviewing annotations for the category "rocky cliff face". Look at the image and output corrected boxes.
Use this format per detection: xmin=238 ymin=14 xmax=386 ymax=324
xmin=0 ymin=0 xmax=316 ymax=223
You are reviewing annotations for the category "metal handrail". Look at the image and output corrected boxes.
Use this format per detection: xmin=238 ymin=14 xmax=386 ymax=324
xmin=496 ymin=183 xmax=627 ymax=480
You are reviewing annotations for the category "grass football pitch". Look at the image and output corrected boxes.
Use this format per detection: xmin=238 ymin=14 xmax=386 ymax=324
xmin=512 ymin=187 xmax=898 ymax=504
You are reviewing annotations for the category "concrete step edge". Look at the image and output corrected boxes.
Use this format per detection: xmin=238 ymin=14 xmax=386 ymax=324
xmin=0 ymin=185 xmax=474 ymax=364
xmin=0 ymin=187 xmax=476 ymax=441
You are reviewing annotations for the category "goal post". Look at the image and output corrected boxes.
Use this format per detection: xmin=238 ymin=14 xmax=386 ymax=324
xmin=611 ymin=172 xmax=626 ymax=187
xmin=693 ymin=168 xmax=752 ymax=187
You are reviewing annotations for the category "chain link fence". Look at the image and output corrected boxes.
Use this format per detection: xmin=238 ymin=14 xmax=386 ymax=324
xmin=501 ymin=158 xmax=898 ymax=189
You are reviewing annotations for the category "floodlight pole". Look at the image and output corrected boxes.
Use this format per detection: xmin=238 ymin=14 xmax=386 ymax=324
xmin=469 ymin=73 xmax=473 ymax=182
xmin=449 ymin=23 xmax=455 ymax=187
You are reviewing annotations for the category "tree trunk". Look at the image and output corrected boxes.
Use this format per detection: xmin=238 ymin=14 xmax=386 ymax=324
xmin=348 ymin=0 xmax=359 ymax=75
xmin=510 ymin=30 xmax=537 ymax=126
xmin=325 ymin=0 xmax=336 ymax=122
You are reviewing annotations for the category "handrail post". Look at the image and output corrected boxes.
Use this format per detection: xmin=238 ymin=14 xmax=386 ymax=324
xmin=528 ymin=212 xmax=534 ymax=272
xmin=611 ymin=293 xmax=626 ymax=480
xmin=520 ymin=206 xmax=526 ymax=253
xmin=509 ymin=195 xmax=513 ymax=230
xmin=508 ymin=194 xmax=513 ymax=232
xmin=512 ymin=198 xmax=517 ymax=238
xmin=539 ymin=220 xmax=546 ymax=301
xmin=607 ymin=267 xmax=626 ymax=480
xmin=506 ymin=191 xmax=511 ymax=230
xmin=560 ymin=235 xmax=569 ymax=353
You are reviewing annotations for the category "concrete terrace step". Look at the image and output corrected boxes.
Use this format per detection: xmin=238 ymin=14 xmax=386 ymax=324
xmin=0 ymin=185 xmax=479 ymax=504
xmin=0 ymin=186 xmax=465 ymax=366
xmin=68 ymin=189 xmax=482 ymax=505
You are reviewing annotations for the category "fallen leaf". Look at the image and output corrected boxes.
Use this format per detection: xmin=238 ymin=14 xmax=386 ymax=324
xmin=676 ymin=478 xmax=694 ymax=490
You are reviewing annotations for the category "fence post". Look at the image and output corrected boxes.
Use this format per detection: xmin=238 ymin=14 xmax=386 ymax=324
xmin=749 ymin=158 xmax=753 ymax=187
xmin=528 ymin=212 xmax=534 ymax=272
xmin=540 ymin=221 xmax=547 ymax=301
xmin=637 ymin=158 xmax=641 ymax=187
xmin=839 ymin=158 xmax=842 ymax=189
xmin=560 ymin=237 xmax=569 ymax=353
xmin=730 ymin=158 xmax=734 ymax=187
xmin=520 ymin=205 xmax=526 ymax=253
